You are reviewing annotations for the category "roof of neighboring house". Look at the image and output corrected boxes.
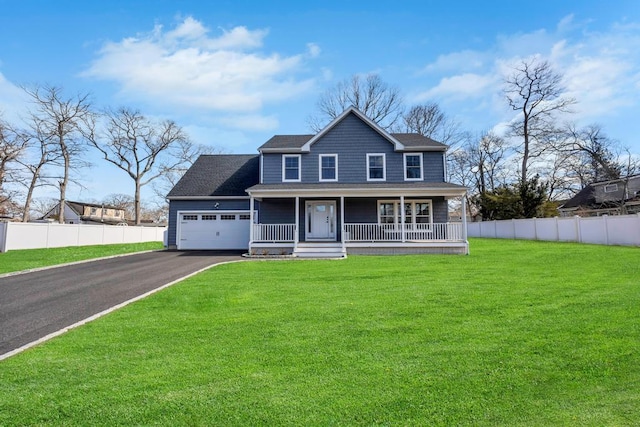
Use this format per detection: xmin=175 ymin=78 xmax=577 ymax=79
xmin=259 ymin=132 xmax=446 ymax=152
xmin=558 ymin=185 xmax=595 ymax=210
xmin=167 ymin=154 xmax=260 ymax=198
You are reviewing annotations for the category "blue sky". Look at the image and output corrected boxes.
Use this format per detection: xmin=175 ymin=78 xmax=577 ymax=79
xmin=1 ymin=0 xmax=639 ymax=203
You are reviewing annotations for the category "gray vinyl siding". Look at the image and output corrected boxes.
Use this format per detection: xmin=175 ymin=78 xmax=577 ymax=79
xmin=261 ymin=114 xmax=446 ymax=184
xmin=432 ymin=197 xmax=448 ymax=223
xmin=258 ymin=199 xmax=295 ymax=223
xmin=167 ymin=199 xmax=250 ymax=247
xmin=344 ymin=198 xmax=378 ymax=223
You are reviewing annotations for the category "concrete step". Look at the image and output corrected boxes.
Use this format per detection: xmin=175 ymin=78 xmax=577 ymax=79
xmin=294 ymin=242 xmax=346 ymax=258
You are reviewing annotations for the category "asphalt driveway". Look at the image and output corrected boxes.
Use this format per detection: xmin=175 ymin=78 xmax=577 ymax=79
xmin=0 ymin=250 xmax=244 ymax=358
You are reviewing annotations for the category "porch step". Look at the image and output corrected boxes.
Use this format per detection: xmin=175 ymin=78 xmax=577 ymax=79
xmin=294 ymin=242 xmax=347 ymax=259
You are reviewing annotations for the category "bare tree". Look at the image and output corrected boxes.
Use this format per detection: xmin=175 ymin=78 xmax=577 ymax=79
xmin=0 ymin=115 xmax=29 ymax=211
xmin=86 ymin=108 xmax=190 ymax=225
xmin=401 ymin=102 xmax=465 ymax=147
xmin=563 ymin=123 xmax=622 ymax=187
xmin=23 ymin=85 xmax=93 ymax=223
xmin=102 ymin=193 xmax=135 ymax=221
xmin=28 ymin=197 xmax=59 ymax=220
xmin=504 ymin=59 xmax=576 ymax=183
xmin=309 ymin=73 xmax=404 ymax=131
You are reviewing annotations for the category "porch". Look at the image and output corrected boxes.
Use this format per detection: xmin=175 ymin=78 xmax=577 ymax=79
xmin=246 ymin=183 xmax=469 ymax=257
xmin=251 ymin=222 xmax=467 ymax=257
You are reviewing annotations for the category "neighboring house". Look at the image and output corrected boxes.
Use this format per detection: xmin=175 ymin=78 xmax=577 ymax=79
xmin=167 ymin=107 xmax=469 ymax=257
xmin=558 ymin=175 xmax=640 ymax=217
xmin=41 ymin=201 xmax=127 ymax=225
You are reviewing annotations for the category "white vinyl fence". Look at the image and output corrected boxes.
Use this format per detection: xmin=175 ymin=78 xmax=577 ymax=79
xmin=0 ymin=222 xmax=167 ymax=252
xmin=467 ymin=214 xmax=640 ymax=247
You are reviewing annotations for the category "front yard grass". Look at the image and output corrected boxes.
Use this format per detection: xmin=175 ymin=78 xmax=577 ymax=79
xmin=0 ymin=241 xmax=164 ymax=274
xmin=0 ymin=239 xmax=638 ymax=425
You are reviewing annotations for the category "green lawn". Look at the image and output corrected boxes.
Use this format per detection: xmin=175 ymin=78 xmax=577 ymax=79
xmin=0 ymin=242 xmax=164 ymax=274
xmin=0 ymin=239 xmax=638 ymax=425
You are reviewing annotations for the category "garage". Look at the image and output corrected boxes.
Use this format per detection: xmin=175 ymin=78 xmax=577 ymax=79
xmin=177 ymin=211 xmax=251 ymax=250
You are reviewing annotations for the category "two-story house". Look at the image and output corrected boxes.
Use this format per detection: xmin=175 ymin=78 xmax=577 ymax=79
xmin=558 ymin=175 xmax=640 ymax=217
xmin=167 ymin=107 xmax=469 ymax=257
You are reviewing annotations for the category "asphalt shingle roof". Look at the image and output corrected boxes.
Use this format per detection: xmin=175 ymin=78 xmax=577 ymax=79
xmin=167 ymin=155 xmax=259 ymax=198
xmin=259 ymin=133 xmax=446 ymax=151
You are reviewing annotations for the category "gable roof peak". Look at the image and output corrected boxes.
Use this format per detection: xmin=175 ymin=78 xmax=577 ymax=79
xmin=300 ymin=106 xmax=404 ymax=152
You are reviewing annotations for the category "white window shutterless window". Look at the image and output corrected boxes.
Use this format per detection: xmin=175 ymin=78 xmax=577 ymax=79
xmin=282 ymin=155 xmax=301 ymax=182
xmin=377 ymin=200 xmax=432 ymax=226
xmin=367 ymin=153 xmax=386 ymax=181
xmin=404 ymin=153 xmax=423 ymax=181
xmin=319 ymin=154 xmax=338 ymax=181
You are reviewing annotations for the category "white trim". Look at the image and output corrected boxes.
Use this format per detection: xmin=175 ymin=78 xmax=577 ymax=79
xmin=403 ymin=153 xmax=423 ymax=181
xmin=282 ymin=154 xmax=301 ymax=182
xmin=319 ymin=154 xmax=338 ymax=182
xmin=367 ymin=153 xmax=386 ymax=181
xmin=301 ymin=106 xmax=405 ymax=152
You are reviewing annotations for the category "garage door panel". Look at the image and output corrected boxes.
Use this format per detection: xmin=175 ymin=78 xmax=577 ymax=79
xmin=178 ymin=212 xmax=250 ymax=250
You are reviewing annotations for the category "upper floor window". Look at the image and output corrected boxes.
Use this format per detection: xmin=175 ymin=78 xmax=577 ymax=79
xmin=404 ymin=153 xmax=423 ymax=181
xmin=367 ymin=153 xmax=386 ymax=181
xmin=282 ymin=155 xmax=301 ymax=182
xmin=319 ymin=154 xmax=338 ymax=181
xmin=604 ymin=183 xmax=618 ymax=193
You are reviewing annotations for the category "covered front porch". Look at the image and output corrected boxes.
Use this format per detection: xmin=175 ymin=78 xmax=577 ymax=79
xmin=247 ymin=183 xmax=469 ymax=257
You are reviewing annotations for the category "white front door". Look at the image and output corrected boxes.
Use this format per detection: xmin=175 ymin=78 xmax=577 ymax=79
xmin=306 ymin=201 xmax=336 ymax=240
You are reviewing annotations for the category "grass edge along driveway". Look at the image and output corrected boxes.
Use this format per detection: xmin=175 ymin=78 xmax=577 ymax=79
xmin=0 ymin=239 xmax=638 ymax=426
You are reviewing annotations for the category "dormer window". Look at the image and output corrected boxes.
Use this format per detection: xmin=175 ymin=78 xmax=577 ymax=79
xmin=367 ymin=153 xmax=386 ymax=181
xmin=283 ymin=155 xmax=301 ymax=182
xmin=404 ymin=153 xmax=423 ymax=181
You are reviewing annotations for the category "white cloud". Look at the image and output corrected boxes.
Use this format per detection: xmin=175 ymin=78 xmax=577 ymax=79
xmin=412 ymin=15 xmax=640 ymax=149
xmin=0 ymin=73 xmax=27 ymax=120
xmin=81 ymin=17 xmax=317 ymax=119
xmin=414 ymin=73 xmax=497 ymax=102
xmin=217 ymin=114 xmax=279 ymax=132
xmin=422 ymin=50 xmax=488 ymax=74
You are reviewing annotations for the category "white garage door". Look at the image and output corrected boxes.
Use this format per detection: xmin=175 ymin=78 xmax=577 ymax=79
xmin=178 ymin=211 xmax=251 ymax=250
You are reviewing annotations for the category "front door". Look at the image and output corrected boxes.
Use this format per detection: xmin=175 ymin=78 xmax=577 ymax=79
xmin=306 ymin=201 xmax=336 ymax=240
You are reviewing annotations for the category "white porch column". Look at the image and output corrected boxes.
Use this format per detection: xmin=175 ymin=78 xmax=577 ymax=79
xmin=462 ymin=195 xmax=468 ymax=241
xmin=295 ymin=196 xmax=300 ymax=247
xmin=340 ymin=196 xmax=345 ymax=244
xmin=249 ymin=196 xmax=255 ymax=247
xmin=400 ymin=195 xmax=405 ymax=242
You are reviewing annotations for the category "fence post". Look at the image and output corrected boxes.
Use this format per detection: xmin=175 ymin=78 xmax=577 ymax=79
xmin=0 ymin=222 xmax=7 ymax=252
xmin=575 ymin=216 xmax=582 ymax=243
xmin=603 ymin=215 xmax=609 ymax=246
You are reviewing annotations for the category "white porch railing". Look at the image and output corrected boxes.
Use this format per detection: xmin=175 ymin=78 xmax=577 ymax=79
xmin=252 ymin=224 xmax=296 ymax=242
xmin=343 ymin=222 xmax=465 ymax=242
